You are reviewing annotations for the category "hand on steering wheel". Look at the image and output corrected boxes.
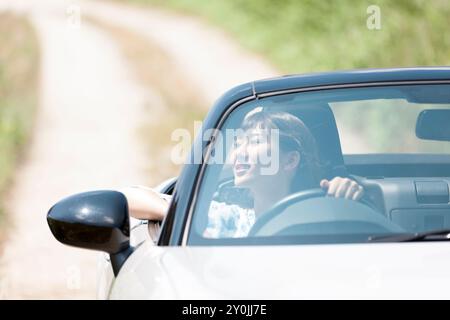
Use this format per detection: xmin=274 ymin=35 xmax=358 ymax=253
xmin=320 ymin=177 xmax=364 ymax=201
xmin=248 ymin=184 xmax=376 ymax=237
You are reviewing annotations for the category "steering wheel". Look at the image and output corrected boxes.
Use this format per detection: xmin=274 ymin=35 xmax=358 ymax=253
xmin=247 ymin=188 xmax=398 ymax=237
xmin=248 ymin=188 xmax=326 ymax=236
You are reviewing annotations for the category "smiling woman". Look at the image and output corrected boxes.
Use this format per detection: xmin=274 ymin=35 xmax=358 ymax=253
xmin=0 ymin=13 xmax=39 ymax=225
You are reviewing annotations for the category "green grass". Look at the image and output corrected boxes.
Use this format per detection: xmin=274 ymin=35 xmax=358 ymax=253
xmin=0 ymin=13 xmax=40 ymax=222
xmin=121 ymin=0 xmax=450 ymax=73
xmin=118 ymin=0 xmax=450 ymax=153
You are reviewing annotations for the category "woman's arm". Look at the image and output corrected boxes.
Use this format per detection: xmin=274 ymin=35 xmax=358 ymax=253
xmin=119 ymin=186 xmax=170 ymax=221
xmin=120 ymin=177 xmax=363 ymax=221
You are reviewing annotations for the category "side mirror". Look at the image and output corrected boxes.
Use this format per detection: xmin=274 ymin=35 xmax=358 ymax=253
xmin=47 ymin=190 xmax=132 ymax=275
xmin=416 ymin=109 xmax=450 ymax=141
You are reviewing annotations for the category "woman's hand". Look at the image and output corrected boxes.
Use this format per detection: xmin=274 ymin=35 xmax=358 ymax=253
xmin=320 ymin=177 xmax=364 ymax=201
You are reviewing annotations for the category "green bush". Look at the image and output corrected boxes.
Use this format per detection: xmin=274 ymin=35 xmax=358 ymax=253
xmin=125 ymin=0 xmax=450 ymax=73
xmin=121 ymin=0 xmax=450 ymax=153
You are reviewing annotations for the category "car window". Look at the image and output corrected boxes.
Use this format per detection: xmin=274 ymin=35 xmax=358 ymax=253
xmin=188 ymin=84 xmax=450 ymax=245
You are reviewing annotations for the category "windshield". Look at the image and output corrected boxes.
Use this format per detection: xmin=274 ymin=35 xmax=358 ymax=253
xmin=188 ymin=84 xmax=450 ymax=245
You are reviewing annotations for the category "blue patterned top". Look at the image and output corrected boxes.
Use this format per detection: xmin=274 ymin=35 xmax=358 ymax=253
xmin=203 ymin=201 xmax=256 ymax=238
xmin=132 ymin=186 xmax=255 ymax=238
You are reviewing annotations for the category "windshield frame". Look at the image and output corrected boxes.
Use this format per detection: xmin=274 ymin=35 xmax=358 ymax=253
xmin=183 ymin=79 xmax=450 ymax=246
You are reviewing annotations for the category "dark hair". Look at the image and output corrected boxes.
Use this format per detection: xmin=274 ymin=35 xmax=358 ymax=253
xmin=241 ymin=109 xmax=324 ymax=192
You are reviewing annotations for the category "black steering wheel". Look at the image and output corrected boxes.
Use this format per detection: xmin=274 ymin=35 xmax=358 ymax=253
xmin=247 ymin=188 xmax=387 ymax=237
xmin=248 ymin=188 xmax=326 ymax=236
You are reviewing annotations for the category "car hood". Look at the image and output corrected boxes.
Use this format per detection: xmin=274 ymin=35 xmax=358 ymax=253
xmin=110 ymin=241 xmax=450 ymax=299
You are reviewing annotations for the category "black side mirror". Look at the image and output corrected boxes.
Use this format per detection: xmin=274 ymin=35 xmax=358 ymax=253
xmin=416 ymin=109 xmax=450 ymax=141
xmin=47 ymin=190 xmax=132 ymax=275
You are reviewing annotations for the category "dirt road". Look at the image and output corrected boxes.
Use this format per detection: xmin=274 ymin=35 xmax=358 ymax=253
xmin=0 ymin=0 xmax=158 ymax=299
xmin=0 ymin=0 xmax=277 ymax=299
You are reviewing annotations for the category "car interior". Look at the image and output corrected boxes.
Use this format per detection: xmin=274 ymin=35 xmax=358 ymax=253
xmin=293 ymin=102 xmax=450 ymax=235
xmin=175 ymin=85 xmax=450 ymax=241
xmin=295 ymin=102 xmax=447 ymax=235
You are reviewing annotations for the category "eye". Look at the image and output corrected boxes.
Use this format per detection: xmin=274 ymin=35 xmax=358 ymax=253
xmin=233 ymin=136 xmax=246 ymax=148
xmin=250 ymin=136 xmax=266 ymax=145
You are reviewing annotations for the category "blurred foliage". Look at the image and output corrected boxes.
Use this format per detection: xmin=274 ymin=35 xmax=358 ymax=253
xmin=125 ymin=0 xmax=450 ymax=72
xmin=0 ymin=13 xmax=39 ymax=219
xmin=121 ymin=0 xmax=450 ymax=154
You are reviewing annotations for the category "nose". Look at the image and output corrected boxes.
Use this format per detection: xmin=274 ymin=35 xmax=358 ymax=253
xmin=234 ymin=140 xmax=249 ymax=163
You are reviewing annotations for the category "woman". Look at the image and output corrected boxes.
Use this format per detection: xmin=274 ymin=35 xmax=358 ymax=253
xmin=121 ymin=109 xmax=364 ymax=238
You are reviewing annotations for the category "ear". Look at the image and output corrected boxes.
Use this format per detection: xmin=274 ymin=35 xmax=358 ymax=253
xmin=283 ymin=151 xmax=300 ymax=171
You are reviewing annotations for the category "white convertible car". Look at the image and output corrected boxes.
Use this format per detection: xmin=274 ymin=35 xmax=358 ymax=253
xmin=48 ymin=68 xmax=450 ymax=299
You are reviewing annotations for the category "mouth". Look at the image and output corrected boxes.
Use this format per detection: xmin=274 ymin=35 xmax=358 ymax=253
xmin=234 ymin=163 xmax=251 ymax=177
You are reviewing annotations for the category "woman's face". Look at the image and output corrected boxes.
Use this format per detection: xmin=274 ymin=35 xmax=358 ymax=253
xmin=230 ymin=127 xmax=279 ymax=188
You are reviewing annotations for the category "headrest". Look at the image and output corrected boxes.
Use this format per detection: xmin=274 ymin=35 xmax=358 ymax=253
xmin=289 ymin=103 xmax=347 ymax=179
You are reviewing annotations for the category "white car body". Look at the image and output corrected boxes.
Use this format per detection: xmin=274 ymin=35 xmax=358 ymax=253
xmin=97 ymin=224 xmax=450 ymax=299
xmin=46 ymin=69 xmax=450 ymax=300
